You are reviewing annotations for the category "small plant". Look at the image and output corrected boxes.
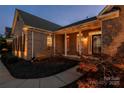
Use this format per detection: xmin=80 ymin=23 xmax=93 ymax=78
xmin=77 ymin=54 xmax=122 ymax=88
xmin=77 ymin=78 xmax=98 ymax=88
xmin=79 ymin=62 xmax=98 ymax=72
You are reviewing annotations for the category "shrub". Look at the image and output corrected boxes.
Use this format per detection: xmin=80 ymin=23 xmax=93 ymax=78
xmin=1 ymin=54 xmax=19 ymax=65
xmin=1 ymin=55 xmax=6 ymax=63
xmin=7 ymin=56 xmax=19 ymax=65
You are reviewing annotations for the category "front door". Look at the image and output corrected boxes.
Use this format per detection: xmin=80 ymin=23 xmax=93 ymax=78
xmin=92 ymin=34 xmax=101 ymax=55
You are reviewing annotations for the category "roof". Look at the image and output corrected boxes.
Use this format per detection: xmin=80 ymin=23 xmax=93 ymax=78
xmin=16 ymin=9 xmax=62 ymax=31
xmin=14 ymin=6 xmax=115 ymax=32
xmin=99 ymin=5 xmax=120 ymax=16
xmin=58 ymin=16 xmax=97 ymax=30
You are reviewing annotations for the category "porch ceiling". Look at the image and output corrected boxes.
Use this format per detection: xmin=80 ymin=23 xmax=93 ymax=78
xmin=55 ymin=20 xmax=101 ymax=34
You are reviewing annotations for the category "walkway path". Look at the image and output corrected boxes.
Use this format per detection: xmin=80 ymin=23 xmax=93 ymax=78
xmin=0 ymin=60 xmax=82 ymax=88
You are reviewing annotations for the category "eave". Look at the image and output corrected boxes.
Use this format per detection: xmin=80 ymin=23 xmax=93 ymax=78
xmin=55 ymin=20 xmax=101 ymax=34
xmin=98 ymin=10 xmax=120 ymax=21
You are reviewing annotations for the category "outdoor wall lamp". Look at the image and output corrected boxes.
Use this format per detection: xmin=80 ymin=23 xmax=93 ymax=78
xmin=81 ymin=37 xmax=88 ymax=46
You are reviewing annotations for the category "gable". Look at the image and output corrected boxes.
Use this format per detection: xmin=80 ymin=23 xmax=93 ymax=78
xmin=17 ymin=9 xmax=61 ymax=31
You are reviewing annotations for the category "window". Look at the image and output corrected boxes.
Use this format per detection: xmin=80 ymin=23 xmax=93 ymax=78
xmin=47 ymin=35 xmax=52 ymax=48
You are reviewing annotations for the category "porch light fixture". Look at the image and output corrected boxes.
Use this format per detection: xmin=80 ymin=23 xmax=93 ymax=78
xmin=66 ymin=35 xmax=69 ymax=39
xmin=81 ymin=37 xmax=87 ymax=41
xmin=81 ymin=37 xmax=88 ymax=45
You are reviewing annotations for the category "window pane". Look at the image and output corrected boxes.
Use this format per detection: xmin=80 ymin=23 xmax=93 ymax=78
xmin=92 ymin=35 xmax=101 ymax=54
xmin=47 ymin=35 xmax=52 ymax=48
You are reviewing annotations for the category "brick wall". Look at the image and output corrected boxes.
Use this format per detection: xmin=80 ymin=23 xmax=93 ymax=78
xmin=102 ymin=5 xmax=124 ymax=56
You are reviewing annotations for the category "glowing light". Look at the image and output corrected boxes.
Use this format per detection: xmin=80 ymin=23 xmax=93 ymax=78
xmin=47 ymin=35 xmax=52 ymax=47
xmin=18 ymin=51 xmax=21 ymax=58
xmin=2 ymin=48 xmax=8 ymax=51
xmin=24 ymin=48 xmax=27 ymax=57
xmin=14 ymin=50 xmax=17 ymax=56
xmin=81 ymin=37 xmax=88 ymax=44
xmin=23 ymin=27 xmax=28 ymax=31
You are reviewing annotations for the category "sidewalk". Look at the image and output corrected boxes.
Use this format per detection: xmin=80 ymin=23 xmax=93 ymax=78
xmin=0 ymin=60 xmax=82 ymax=88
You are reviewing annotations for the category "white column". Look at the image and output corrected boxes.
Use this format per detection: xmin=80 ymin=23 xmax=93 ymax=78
xmin=64 ymin=32 xmax=67 ymax=56
xmin=32 ymin=31 xmax=34 ymax=58
xmin=53 ymin=34 xmax=56 ymax=55
xmin=79 ymin=31 xmax=82 ymax=55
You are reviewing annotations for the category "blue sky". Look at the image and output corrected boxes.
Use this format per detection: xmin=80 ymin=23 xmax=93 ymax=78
xmin=0 ymin=5 xmax=105 ymax=34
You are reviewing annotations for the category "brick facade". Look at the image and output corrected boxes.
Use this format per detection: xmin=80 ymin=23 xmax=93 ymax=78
xmin=102 ymin=6 xmax=124 ymax=56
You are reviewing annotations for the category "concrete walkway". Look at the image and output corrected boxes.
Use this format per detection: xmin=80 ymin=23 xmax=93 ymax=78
xmin=0 ymin=60 xmax=82 ymax=88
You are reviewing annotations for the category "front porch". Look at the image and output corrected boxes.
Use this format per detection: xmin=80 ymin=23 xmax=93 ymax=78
xmin=54 ymin=19 xmax=102 ymax=57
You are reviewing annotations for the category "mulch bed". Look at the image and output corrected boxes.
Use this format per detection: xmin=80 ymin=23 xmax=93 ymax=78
xmin=1 ymin=55 xmax=79 ymax=79
xmin=63 ymin=54 xmax=124 ymax=88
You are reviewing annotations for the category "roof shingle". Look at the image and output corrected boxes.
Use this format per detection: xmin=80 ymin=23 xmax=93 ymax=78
xmin=16 ymin=9 xmax=62 ymax=31
xmin=58 ymin=16 xmax=97 ymax=30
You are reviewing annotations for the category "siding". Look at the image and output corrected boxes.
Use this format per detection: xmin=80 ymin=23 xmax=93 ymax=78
xmin=55 ymin=34 xmax=64 ymax=54
xmin=27 ymin=29 xmax=53 ymax=59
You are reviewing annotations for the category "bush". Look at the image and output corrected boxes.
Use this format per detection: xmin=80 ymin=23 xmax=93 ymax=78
xmin=1 ymin=54 xmax=19 ymax=65
xmin=7 ymin=56 xmax=19 ymax=65
xmin=1 ymin=55 xmax=6 ymax=63
xmin=1 ymin=56 xmax=78 ymax=79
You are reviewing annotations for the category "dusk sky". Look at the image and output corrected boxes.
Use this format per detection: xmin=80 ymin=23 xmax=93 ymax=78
xmin=0 ymin=5 xmax=105 ymax=34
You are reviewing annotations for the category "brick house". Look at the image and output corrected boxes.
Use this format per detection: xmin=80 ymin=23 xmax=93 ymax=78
xmin=11 ymin=5 xmax=123 ymax=60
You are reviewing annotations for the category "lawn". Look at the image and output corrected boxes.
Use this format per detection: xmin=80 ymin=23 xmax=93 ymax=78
xmin=1 ymin=55 xmax=79 ymax=79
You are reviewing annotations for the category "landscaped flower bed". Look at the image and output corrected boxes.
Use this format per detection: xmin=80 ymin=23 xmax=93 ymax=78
xmin=78 ymin=62 xmax=98 ymax=72
xmin=77 ymin=78 xmax=98 ymax=88
xmin=62 ymin=55 xmax=124 ymax=88
xmin=63 ymin=54 xmax=124 ymax=88
xmin=1 ymin=54 xmax=79 ymax=79
xmin=76 ymin=55 xmax=123 ymax=88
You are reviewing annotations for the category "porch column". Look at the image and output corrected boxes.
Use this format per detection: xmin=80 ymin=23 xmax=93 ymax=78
xmin=32 ymin=31 xmax=34 ymax=58
xmin=79 ymin=31 xmax=82 ymax=55
xmin=53 ymin=34 xmax=56 ymax=55
xmin=64 ymin=32 xmax=67 ymax=56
